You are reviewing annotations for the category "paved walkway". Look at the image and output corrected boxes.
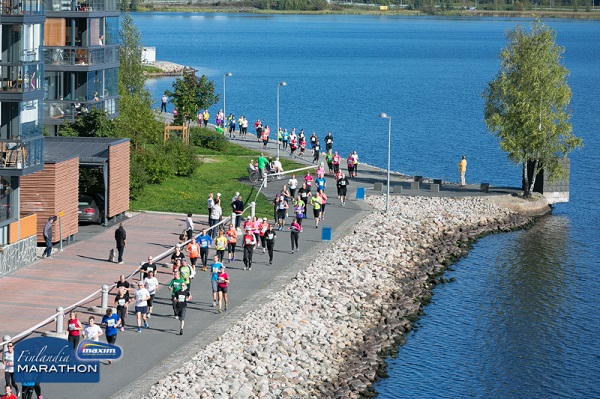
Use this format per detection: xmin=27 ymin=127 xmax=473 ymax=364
xmin=0 ymin=127 xmax=516 ymax=398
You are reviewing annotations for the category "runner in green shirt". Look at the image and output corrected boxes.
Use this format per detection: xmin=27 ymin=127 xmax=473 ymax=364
xmin=168 ymin=270 xmax=185 ymax=319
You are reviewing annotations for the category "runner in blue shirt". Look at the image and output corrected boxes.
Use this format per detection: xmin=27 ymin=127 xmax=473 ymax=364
xmin=196 ymin=229 xmax=213 ymax=271
xmin=210 ymin=255 xmax=223 ymax=307
xmin=315 ymin=176 xmax=326 ymax=191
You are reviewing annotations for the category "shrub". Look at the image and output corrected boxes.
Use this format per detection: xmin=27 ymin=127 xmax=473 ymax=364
xmin=165 ymin=138 xmax=202 ymax=176
xmin=189 ymin=127 xmax=228 ymax=152
xmin=134 ymin=146 xmax=174 ymax=184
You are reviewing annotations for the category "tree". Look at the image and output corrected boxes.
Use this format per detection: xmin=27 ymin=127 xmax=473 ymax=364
xmin=482 ymin=20 xmax=582 ymax=197
xmin=119 ymin=13 xmax=146 ymax=97
xmin=166 ymin=70 xmax=219 ymax=124
xmin=58 ymin=108 xmax=117 ymax=137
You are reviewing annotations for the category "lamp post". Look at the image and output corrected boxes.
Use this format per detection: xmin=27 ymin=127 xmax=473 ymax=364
xmin=276 ymin=81 xmax=287 ymax=159
xmin=223 ymin=72 xmax=232 ymax=125
xmin=379 ymin=112 xmax=392 ymax=213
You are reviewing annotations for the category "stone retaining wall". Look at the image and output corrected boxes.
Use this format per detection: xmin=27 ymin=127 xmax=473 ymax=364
xmin=145 ymin=196 xmax=531 ymax=398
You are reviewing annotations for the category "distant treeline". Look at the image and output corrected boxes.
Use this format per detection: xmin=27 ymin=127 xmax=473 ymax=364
xmin=129 ymin=0 xmax=600 ymax=13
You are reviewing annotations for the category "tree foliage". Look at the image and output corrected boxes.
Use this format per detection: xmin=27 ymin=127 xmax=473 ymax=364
xmin=482 ymin=20 xmax=582 ymax=197
xmin=119 ymin=13 xmax=146 ymax=97
xmin=58 ymin=108 xmax=117 ymax=137
xmin=166 ymin=70 xmax=219 ymax=124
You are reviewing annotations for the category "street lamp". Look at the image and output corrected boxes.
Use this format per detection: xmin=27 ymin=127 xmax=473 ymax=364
xmin=276 ymin=81 xmax=287 ymax=159
xmin=379 ymin=112 xmax=392 ymax=213
xmin=223 ymin=72 xmax=232 ymax=125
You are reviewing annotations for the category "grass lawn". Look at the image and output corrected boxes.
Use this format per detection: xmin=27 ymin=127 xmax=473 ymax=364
xmin=131 ymin=140 xmax=304 ymax=219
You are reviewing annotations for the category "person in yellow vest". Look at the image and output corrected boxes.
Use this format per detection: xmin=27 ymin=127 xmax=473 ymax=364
xmin=202 ymin=110 xmax=209 ymax=127
xmin=458 ymin=155 xmax=467 ymax=187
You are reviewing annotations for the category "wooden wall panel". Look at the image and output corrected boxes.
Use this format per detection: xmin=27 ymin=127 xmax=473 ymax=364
xmin=21 ymin=158 xmax=79 ymax=243
xmin=8 ymin=213 xmax=37 ymax=244
xmin=108 ymin=141 xmax=130 ymax=217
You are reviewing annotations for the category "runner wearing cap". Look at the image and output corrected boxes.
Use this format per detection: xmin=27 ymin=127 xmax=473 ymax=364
xmin=259 ymin=217 xmax=269 ymax=253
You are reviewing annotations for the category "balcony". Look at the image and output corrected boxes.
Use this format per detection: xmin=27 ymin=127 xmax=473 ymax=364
xmin=45 ymin=0 xmax=118 ymax=12
xmin=0 ymin=136 xmax=44 ymax=176
xmin=44 ymin=96 xmax=119 ymax=122
xmin=0 ymin=63 xmax=43 ymax=95
xmin=43 ymin=46 xmax=118 ymax=67
xmin=1 ymin=0 xmax=44 ymax=15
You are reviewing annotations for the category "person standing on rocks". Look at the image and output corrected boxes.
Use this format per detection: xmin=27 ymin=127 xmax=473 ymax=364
xmin=290 ymin=218 xmax=301 ymax=253
xmin=114 ymin=222 xmax=126 ymax=264
xmin=458 ymin=155 xmax=467 ymax=187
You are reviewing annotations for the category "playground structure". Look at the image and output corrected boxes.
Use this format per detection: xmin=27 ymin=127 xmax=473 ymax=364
xmin=164 ymin=122 xmax=190 ymax=144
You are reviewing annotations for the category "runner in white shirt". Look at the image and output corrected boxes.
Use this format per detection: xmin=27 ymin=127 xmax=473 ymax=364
xmin=143 ymin=270 xmax=159 ymax=319
xmin=135 ymin=281 xmax=151 ymax=333
xmin=83 ymin=316 xmax=103 ymax=341
xmin=288 ymin=174 xmax=298 ymax=199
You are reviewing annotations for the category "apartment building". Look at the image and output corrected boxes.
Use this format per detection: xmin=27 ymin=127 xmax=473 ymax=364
xmin=43 ymin=0 xmax=120 ymax=134
xmin=0 ymin=0 xmax=46 ymax=267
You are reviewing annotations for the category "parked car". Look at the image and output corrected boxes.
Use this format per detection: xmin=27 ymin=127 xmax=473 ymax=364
xmin=78 ymin=194 xmax=103 ymax=224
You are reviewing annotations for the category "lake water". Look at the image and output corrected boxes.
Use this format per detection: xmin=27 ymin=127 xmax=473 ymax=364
xmin=133 ymin=13 xmax=600 ymax=397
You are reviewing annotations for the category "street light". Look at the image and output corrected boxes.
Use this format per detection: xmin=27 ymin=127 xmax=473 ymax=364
xmin=223 ymin=72 xmax=232 ymax=125
xmin=379 ymin=112 xmax=392 ymax=213
xmin=276 ymin=81 xmax=287 ymax=159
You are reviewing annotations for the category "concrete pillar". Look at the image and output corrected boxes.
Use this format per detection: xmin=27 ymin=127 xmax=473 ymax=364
xmin=56 ymin=306 xmax=64 ymax=334
xmin=250 ymin=202 xmax=256 ymax=218
xmin=101 ymin=285 xmax=109 ymax=310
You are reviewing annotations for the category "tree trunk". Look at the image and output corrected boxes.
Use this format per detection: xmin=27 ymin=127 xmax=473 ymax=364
xmin=527 ymin=159 xmax=539 ymax=197
xmin=522 ymin=162 xmax=529 ymax=197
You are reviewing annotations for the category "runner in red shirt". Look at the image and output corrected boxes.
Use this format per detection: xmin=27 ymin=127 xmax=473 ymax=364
xmin=242 ymin=228 xmax=257 ymax=271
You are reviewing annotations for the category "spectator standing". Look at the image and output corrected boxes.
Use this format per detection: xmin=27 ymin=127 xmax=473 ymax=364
xmin=458 ymin=155 xmax=467 ymax=187
xmin=185 ymin=212 xmax=194 ymax=240
xmin=42 ymin=216 xmax=57 ymax=258
xmin=207 ymin=193 xmax=214 ymax=223
xmin=209 ymin=200 xmax=222 ymax=239
xmin=232 ymin=195 xmax=244 ymax=229
xmin=161 ymin=94 xmax=168 ymax=112
xmin=114 ymin=223 xmax=126 ymax=264
xmin=257 ymin=153 xmax=269 ymax=180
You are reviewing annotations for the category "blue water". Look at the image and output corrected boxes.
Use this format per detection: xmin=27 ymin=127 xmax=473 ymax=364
xmin=133 ymin=14 xmax=600 ymax=398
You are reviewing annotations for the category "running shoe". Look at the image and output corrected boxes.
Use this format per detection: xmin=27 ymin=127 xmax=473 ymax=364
xmin=212 ymin=301 xmax=216 ymax=307
xmin=144 ymin=321 xmax=149 ymax=328
xmin=180 ymin=329 xmax=183 ymax=335
xmin=120 ymin=327 xmax=124 ymax=332
xmin=218 ymin=308 xmax=222 ymax=314
xmin=137 ymin=328 xmax=141 ymax=333
xmin=147 ymin=313 xmax=151 ymax=318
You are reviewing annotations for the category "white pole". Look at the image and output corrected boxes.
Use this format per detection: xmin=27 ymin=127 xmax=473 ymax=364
xmin=276 ymin=81 xmax=287 ymax=160
xmin=387 ymin=116 xmax=391 ymax=213
xmin=223 ymin=72 xmax=232 ymax=127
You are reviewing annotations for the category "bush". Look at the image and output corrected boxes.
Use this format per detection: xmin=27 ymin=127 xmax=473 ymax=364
xmin=130 ymin=156 xmax=150 ymax=199
xmin=133 ymin=146 xmax=174 ymax=184
xmin=165 ymin=138 xmax=202 ymax=176
xmin=189 ymin=127 xmax=228 ymax=152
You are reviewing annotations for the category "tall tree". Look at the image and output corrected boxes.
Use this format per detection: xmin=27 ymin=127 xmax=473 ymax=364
xmin=166 ymin=70 xmax=219 ymax=124
xmin=483 ymin=20 xmax=582 ymax=197
xmin=119 ymin=13 xmax=146 ymax=97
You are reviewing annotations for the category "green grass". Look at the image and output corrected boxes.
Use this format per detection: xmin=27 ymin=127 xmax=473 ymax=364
xmin=131 ymin=141 xmax=305 ymax=219
xmin=142 ymin=65 xmax=163 ymax=74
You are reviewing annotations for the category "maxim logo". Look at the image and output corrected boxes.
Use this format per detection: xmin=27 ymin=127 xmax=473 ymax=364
xmin=77 ymin=341 xmax=122 ymax=360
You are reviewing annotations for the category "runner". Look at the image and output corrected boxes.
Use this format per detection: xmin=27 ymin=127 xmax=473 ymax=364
xmin=259 ymin=217 xmax=270 ymax=253
xmin=217 ymin=265 xmax=230 ymax=313
xmin=304 ymin=171 xmax=314 ymax=194
xmin=310 ymin=192 xmax=322 ymax=228
xmin=293 ymin=195 xmax=305 ymax=231
xmin=196 ymin=228 xmax=213 ymax=272
xmin=315 ymin=174 xmax=326 ymax=192
xmin=179 ymin=259 xmax=192 ymax=289
xmin=134 ymin=281 xmax=151 ymax=333
xmin=282 ymin=128 xmax=289 ymax=150
xmin=337 ymin=171 xmax=350 ymax=206
xmin=228 ymin=115 xmax=236 ymax=137
xmin=186 ymin=237 xmax=200 ymax=272
xmin=351 ymin=150 xmax=359 ymax=176
xmin=298 ymin=182 xmax=311 ymax=210
xmin=174 ymin=282 xmax=192 ymax=335
xmin=288 ymin=174 xmax=298 ymax=199
xmin=202 ymin=110 xmax=209 ymax=127
xmin=332 ymin=151 xmax=341 ymax=174
xmin=140 ymin=256 xmax=156 ymax=280
xmin=168 ymin=270 xmax=185 ymax=319
xmin=232 ymin=194 xmax=244 ymax=229
xmin=313 ymin=140 xmax=321 ymax=164
xmin=277 ymin=128 xmax=283 ymax=148
xmin=310 ymin=132 xmax=318 ymax=150
xmin=265 ymin=224 xmax=277 ymax=265
xmin=241 ymin=116 xmax=248 ymax=138
xmin=66 ymin=311 xmax=84 ymax=349
xmin=237 ymin=115 xmax=243 ymax=136
xmin=319 ymin=189 xmax=328 ymax=221
xmin=3 ymin=343 xmax=19 ymax=397
xmin=324 ymin=131 xmax=334 ymax=152
xmin=170 ymin=245 xmax=186 ymax=266
xmin=277 ymin=195 xmax=289 ymax=230
xmin=116 ymin=274 xmax=131 ymax=294
xmin=226 ymin=223 xmax=238 ymax=262
xmin=316 ymin=162 xmax=325 ymax=178
xmin=1 ymin=386 xmax=17 ymax=399
xmin=210 ymin=255 xmax=222 ymax=307
xmin=113 ymin=286 xmax=130 ymax=331
xmin=101 ymin=309 xmax=121 ymax=364
xmin=215 ymin=229 xmax=227 ymax=262
xmin=261 ymin=125 xmax=270 ymax=149
xmin=254 ymin=119 xmax=262 ymax=141
xmin=83 ymin=316 xmax=103 ymax=341
xmin=242 ymin=227 xmax=256 ymax=271
xmin=326 ymin=150 xmax=334 ymax=174
xmin=251 ymin=216 xmax=261 ymax=249
xmin=290 ymin=135 xmax=298 ymax=156
xmin=143 ymin=270 xmax=159 ymax=318
xmin=346 ymin=153 xmax=355 ymax=177
xmin=290 ymin=218 xmax=301 ymax=253
xmin=299 ymin=137 xmax=307 ymax=158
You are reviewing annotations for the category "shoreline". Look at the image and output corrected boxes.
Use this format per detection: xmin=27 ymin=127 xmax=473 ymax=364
xmin=144 ymin=60 xmax=193 ymax=77
xmin=142 ymin=194 xmax=540 ymax=398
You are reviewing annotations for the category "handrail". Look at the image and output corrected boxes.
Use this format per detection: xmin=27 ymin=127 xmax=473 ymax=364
xmin=0 ymin=207 xmax=254 ymax=348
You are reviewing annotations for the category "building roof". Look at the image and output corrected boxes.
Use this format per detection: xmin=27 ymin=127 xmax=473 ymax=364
xmin=44 ymin=137 xmax=130 ymax=165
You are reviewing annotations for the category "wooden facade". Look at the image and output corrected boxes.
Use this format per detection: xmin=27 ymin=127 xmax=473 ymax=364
xmin=8 ymin=213 xmax=37 ymax=244
xmin=21 ymin=157 xmax=79 ymax=243
xmin=108 ymin=141 xmax=130 ymax=218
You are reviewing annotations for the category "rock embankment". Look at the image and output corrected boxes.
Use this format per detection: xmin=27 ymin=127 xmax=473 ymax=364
xmin=145 ymin=196 xmax=531 ymax=399
xmin=145 ymin=60 xmax=192 ymax=76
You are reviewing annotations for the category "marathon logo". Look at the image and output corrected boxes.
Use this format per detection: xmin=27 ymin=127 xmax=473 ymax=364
xmin=77 ymin=341 xmax=122 ymax=360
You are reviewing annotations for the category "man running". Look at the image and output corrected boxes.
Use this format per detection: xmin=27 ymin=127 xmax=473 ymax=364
xmin=324 ymin=132 xmax=334 ymax=152
xmin=337 ymin=172 xmax=350 ymax=206
xmin=210 ymin=255 xmax=222 ymax=307
xmin=143 ymin=270 xmax=159 ymax=318
xmin=168 ymin=270 xmax=185 ymax=319
xmin=134 ymin=281 xmax=151 ymax=333
xmin=101 ymin=309 xmax=121 ymax=364
xmin=174 ymin=282 xmax=192 ymax=335
xmin=196 ymin=229 xmax=213 ymax=271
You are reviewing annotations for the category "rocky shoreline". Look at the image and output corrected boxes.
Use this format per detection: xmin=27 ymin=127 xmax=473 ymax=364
xmin=145 ymin=60 xmax=193 ymax=77
xmin=145 ymin=195 xmax=534 ymax=398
